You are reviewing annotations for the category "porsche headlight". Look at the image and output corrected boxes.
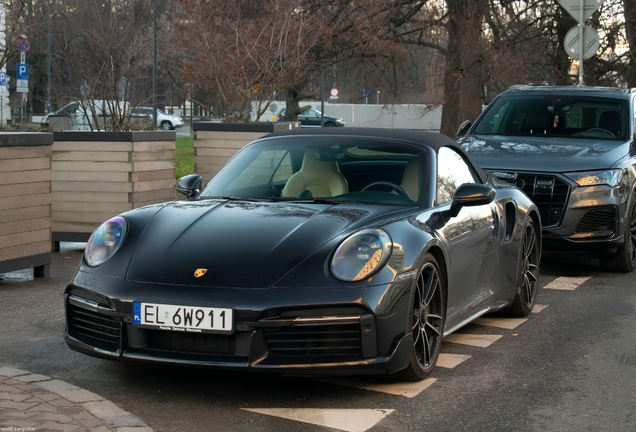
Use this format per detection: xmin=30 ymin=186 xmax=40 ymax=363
xmin=565 ymin=169 xmax=622 ymax=187
xmin=330 ymin=229 xmax=392 ymax=282
xmin=85 ymin=216 xmax=128 ymax=267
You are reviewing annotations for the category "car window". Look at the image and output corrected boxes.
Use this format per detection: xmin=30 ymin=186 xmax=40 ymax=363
xmin=474 ymin=94 xmax=628 ymax=140
xmin=437 ymin=147 xmax=478 ymax=205
xmin=200 ymin=137 xmax=428 ymax=206
xmin=223 ymin=149 xmax=293 ymax=191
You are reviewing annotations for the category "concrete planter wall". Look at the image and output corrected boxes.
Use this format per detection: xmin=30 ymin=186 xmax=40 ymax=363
xmin=193 ymin=122 xmax=299 ymax=183
xmin=0 ymin=133 xmax=53 ymax=277
xmin=51 ymin=131 xmax=176 ymax=247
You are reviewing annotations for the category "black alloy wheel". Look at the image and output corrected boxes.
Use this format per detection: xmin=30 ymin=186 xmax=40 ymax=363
xmin=392 ymin=253 xmax=445 ymax=381
xmin=600 ymin=191 xmax=636 ymax=272
xmin=507 ymin=220 xmax=539 ymax=316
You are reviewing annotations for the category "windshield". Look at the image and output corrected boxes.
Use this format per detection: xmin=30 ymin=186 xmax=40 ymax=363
xmin=474 ymin=94 xmax=628 ymax=141
xmin=199 ymin=136 xmax=428 ymax=206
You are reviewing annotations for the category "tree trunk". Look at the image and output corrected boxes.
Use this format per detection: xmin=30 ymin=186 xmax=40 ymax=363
xmin=440 ymin=0 xmax=485 ymax=139
xmin=626 ymin=0 xmax=636 ymax=87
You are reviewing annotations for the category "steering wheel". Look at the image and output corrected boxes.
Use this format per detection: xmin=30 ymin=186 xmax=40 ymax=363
xmin=362 ymin=181 xmax=409 ymax=197
xmin=582 ymin=128 xmax=615 ymax=138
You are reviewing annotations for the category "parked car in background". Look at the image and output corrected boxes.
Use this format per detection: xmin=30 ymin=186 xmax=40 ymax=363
xmin=64 ymin=128 xmax=540 ymax=381
xmin=276 ymin=108 xmax=345 ymax=127
xmin=459 ymin=85 xmax=636 ymax=272
xmin=131 ymin=106 xmax=184 ymax=130
xmin=41 ymin=100 xmax=128 ymax=129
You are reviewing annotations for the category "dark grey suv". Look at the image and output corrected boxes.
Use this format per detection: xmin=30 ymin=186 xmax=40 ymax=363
xmin=459 ymin=86 xmax=636 ymax=271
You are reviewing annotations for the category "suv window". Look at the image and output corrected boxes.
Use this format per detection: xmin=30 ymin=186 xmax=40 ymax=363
xmin=474 ymin=95 xmax=628 ymax=140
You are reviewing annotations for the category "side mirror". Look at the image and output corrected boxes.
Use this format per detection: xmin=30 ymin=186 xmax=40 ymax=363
xmin=175 ymin=174 xmax=202 ymax=198
xmin=457 ymin=120 xmax=472 ymax=137
xmin=450 ymin=183 xmax=496 ymax=217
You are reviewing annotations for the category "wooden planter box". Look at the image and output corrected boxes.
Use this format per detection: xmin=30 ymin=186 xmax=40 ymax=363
xmin=51 ymin=131 xmax=176 ymax=248
xmin=193 ymin=122 xmax=299 ymax=183
xmin=0 ymin=133 xmax=53 ymax=277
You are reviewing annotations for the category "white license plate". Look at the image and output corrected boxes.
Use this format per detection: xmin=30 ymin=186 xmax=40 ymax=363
xmin=133 ymin=302 xmax=233 ymax=334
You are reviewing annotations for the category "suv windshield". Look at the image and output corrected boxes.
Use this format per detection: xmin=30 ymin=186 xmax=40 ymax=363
xmin=474 ymin=94 xmax=628 ymax=141
xmin=199 ymin=136 xmax=426 ymax=205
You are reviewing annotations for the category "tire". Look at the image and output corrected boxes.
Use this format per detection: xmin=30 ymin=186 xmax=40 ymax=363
xmin=600 ymin=191 xmax=636 ymax=272
xmin=324 ymin=122 xmax=337 ymax=127
xmin=391 ymin=253 xmax=446 ymax=381
xmin=505 ymin=220 xmax=540 ymax=317
xmin=160 ymin=121 xmax=172 ymax=130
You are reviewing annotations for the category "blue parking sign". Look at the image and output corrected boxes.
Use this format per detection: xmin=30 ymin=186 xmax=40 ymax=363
xmin=17 ymin=64 xmax=28 ymax=80
xmin=0 ymin=72 xmax=6 ymax=86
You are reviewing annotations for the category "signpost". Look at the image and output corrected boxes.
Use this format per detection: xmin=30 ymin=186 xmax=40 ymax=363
xmin=557 ymin=0 xmax=604 ymax=86
xmin=330 ymin=88 xmax=339 ymax=100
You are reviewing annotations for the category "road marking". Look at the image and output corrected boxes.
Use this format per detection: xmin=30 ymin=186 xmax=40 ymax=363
xmin=443 ymin=334 xmax=502 ymax=347
xmin=543 ymin=276 xmax=591 ymax=290
xmin=242 ymin=408 xmax=394 ymax=432
xmin=317 ymin=377 xmax=436 ymax=398
xmin=532 ymin=304 xmax=549 ymax=313
xmin=437 ymin=353 xmax=471 ymax=368
xmin=473 ymin=317 xmax=527 ymax=329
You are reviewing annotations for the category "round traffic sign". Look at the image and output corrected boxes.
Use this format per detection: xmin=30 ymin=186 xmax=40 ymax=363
xmin=564 ymin=25 xmax=600 ymax=60
xmin=18 ymin=39 xmax=30 ymax=52
xmin=330 ymin=88 xmax=338 ymax=97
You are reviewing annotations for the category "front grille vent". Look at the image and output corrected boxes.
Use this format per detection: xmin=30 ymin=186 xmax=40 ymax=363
xmin=263 ymin=319 xmax=363 ymax=357
xmin=146 ymin=330 xmax=235 ymax=354
xmin=517 ymin=174 xmax=571 ymax=227
xmin=67 ymin=296 xmax=121 ymax=350
xmin=575 ymin=207 xmax=616 ymax=237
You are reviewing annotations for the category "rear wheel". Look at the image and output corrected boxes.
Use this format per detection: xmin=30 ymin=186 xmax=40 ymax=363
xmin=391 ymin=254 xmax=445 ymax=382
xmin=600 ymin=191 xmax=636 ymax=272
xmin=505 ymin=220 xmax=540 ymax=317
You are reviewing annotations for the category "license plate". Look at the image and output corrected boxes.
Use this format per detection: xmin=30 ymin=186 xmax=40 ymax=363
xmin=133 ymin=302 xmax=233 ymax=334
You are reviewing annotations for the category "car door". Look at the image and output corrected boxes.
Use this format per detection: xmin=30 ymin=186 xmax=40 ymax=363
xmin=436 ymin=147 xmax=497 ymax=324
xmin=299 ymin=109 xmax=321 ymax=127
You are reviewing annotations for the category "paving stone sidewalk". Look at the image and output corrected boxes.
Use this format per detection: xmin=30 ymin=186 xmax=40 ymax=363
xmin=0 ymin=367 xmax=152 ymax=432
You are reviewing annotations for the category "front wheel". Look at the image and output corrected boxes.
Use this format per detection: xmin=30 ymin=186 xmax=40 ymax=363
xmin=160 ymin=121 xmax=172 ymax=130
xmin=600 ymin=191 xmax=636 ymax=272
xmin=391 ymin=254 xmax=446 ymax=381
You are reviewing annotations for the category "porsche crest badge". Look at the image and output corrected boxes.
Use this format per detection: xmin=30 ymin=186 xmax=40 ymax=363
xmin=194 ymin=268 xmax=207 ymax=278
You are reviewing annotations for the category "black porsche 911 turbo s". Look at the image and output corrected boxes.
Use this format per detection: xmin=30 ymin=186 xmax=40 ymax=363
xmin=64 ymin=128 xmax=541 ymax=381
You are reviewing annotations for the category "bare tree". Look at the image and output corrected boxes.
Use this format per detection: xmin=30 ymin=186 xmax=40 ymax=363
xmin=49 ymin=0 xmax=154 ymax=130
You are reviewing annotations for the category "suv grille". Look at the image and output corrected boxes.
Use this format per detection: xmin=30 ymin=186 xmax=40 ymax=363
xmin=263 ymin=321 xmax=363 ymax=357
xmin=517 ymin=174 xmax=571 ymax=227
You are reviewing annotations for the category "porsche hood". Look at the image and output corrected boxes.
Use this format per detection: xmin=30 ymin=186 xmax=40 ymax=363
xmin=459 ymin=135 xmax=629 ymax=173
xmin=125 ymin=199 xmax=385 ymax=288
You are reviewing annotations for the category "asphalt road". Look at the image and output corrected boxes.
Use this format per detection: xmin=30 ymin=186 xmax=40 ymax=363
xmin=1 ymin=246 xmax=635 ymax=432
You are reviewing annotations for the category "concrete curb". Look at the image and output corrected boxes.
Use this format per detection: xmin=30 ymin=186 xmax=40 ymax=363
xmin=0 ymin=366 xmax=152 ymax=431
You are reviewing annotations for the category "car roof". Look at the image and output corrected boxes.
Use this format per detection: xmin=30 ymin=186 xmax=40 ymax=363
xmin=501 ymin=85 xmax=635 ymax=99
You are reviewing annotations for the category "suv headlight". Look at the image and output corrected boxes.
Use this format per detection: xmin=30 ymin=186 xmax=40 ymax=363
xmin=565 ymin=169 xmax=622 ymax=187
xmin=330 ymin=229 xmax=392 ymax=282
xmin=85 ymin=216 xmax=128 ymax=266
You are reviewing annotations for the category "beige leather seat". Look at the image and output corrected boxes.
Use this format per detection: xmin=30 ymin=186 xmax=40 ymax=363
xmin=281 ymin=150 xmax=348 ymax=198
xmin=400 ymin=157 xmax=420 ymax=201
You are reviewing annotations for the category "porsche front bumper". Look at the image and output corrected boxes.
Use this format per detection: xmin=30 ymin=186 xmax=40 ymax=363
xmin=64 ymin=270 xmax=416 ymax=377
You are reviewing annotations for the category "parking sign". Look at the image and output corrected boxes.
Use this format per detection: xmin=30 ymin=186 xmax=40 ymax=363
xmin=16 ymin=63 xmax=28 ymax=93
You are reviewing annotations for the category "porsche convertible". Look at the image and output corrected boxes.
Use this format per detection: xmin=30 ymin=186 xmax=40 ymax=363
xmin=64 ymin=128 xmax=541 ymax=381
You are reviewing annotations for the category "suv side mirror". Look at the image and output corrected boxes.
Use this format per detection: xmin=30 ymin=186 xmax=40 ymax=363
xmin=457 ymin=120 xmax=472 ymax=137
